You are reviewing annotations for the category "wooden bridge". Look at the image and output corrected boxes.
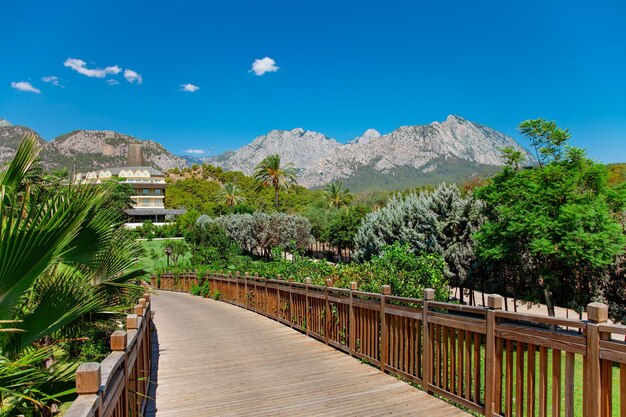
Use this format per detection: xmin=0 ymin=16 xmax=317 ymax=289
xmin=66 ymin=271 xmax=626 ymax=417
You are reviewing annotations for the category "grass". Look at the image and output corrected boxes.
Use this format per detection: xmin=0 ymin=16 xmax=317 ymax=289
xmin=136 ymin=238 xmax=191 ymax=274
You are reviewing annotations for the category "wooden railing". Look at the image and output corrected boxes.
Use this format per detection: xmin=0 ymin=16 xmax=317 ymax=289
xmin=156 ymin=271 xmax=626 ymax=417
xmin=65 ymin=292 xmax=153 ymax=417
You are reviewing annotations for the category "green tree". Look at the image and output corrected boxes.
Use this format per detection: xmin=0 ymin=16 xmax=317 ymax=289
xmin=326 ymin=180 xmax=353 ymax=209
xmin=475 ymin=119 xmax=625 ymax=316
xmin=327 ymin=205 xmax=370 ymax=256
xmin=185 ymin=216 xmax=239 ymax=266
xmin=253 ymin=154 xmax=298 ymax=209
xmin=216 ymin=182 xmax=245 ymax=207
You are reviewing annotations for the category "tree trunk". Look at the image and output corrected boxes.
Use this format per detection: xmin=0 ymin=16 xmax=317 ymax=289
xmin=544 ymin=288 xmax=556 ymax=317
xmin=274 ymin=186 xmax=279 ymax=209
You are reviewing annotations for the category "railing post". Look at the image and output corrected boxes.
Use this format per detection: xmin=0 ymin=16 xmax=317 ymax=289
xmin=127 ymin=314 xmax=138 ymax=330
xmin=586 ymin=302 xmax=608 ymax=417
xmin=235 ymin=271 xmax=240 ymax=305
xmin=76 ymin=362 xmax=101 ymax=395
xmin=305 ymin=278 xmax=312 ymax=336
xmin=245 ymin=272 xmax=251 ymax=307
xmin=349 ymin=281 xmax=357 ymax=355
xmin=111 ymin=330 xmax=128 ymax=416
xmin=485 ymin=294 xmax=503 ymax=417
xmin=422 ymin=288 xmax=435 ymax=394
xmin=262 ymin=274 xmax=268 ymax=314
xmin=380 ymin=285 xmax=391 ymax=372
xmin=288 ymin=276 xmax=294 ymax=328
xmin=277 ymin=275 xmax=283 ymax=319
xmin=111 ymin=330 xmax=127 ymax=352
xmin=325 ymin=278 xmax=332 ymax=344
xmin=134 ymin=303 xmax=144 ymax=317
xmin=150 ymin=274 xmax=156 ymax=288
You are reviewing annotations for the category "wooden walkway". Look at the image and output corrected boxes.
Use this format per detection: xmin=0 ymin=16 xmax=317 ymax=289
xmin=150 ymin=291 xmax=467 ymax=416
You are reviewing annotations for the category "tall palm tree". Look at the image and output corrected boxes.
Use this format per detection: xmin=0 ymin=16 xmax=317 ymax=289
xmin=1 ymin=135 xmax=145 ymax=414
xmin=253 ymin=154 xmax=297 ymax=209
xmin=217 ymin=182 xmax=245 ymax=207
xmin=326 ymin=180 xmax=353 ymax=209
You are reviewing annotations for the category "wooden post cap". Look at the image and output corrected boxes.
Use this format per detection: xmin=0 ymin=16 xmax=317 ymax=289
xmin=139 ymin=298 xmax=147 ymax=307
xmin=423 ymin=288 xmax=435 ymax=301
xmin=305 ymin=277 xmax=312 ymax=285
xmin=325 ymin=278 xmax=333 ymax=287
xmin=110 ymin=330 xmax=127 ymax=351
xmin=227 ymin=271 xmax=232 ymax=277
xmin=350 ymin=281 xmax=358 ymax=291
xmin=277 ymin=274 xmax=283 ymax=280
xmin=236 ymin=271 xmax=240 ymax=276
xmin=134 ymin=304 xmax=144 ymax=316
xmin=143 ymin=292 xmax=150 ymax=301
xmin=487 ymin=294 xmax=503 ymax=310
xmin=380 ymin=285 xmax=391 ymax=295
xmin=254 ymin=272 xmax=259 ymax=277
xmin=76 ymin=362 xmax=101 ymax=394
xmin=587 ymin=302 xmax=608 ymax=323
xmin=245 ymin=272 xmax=250 ymax=277
xmin=289 ymin=276 xmax=294 ymax=282
xmin=127 ymin=314 xmax=138 ymax=330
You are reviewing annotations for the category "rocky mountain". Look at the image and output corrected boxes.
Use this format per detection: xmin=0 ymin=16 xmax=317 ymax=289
xmin=0 ymin=120 xmax=187 ymax=172
xmin=299 ymin=115 xmax=533 ymax=189
xmin=208 ymin=115 xmax=534 ymax=190
xmin=205 ymin=128 xmax=342 ymax=174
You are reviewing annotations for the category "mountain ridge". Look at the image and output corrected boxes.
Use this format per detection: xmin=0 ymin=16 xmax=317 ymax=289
xmin=1 ymin=115 xmax=534 ymax=190
xmin=0 ymin=124 xmax=187 ymax=172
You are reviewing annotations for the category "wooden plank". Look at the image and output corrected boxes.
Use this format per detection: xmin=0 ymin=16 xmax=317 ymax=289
xmin=505 ymin=339 xmax=513 ymax=417
xmin=527 ymin=344 xmax=536 ymax=417
xmin=565 ymin=351 xmax=575 ymax=417
xmin=552 ymin=349 xmax=561 ymax=417
xmin=515 ymin=342 xmax=524 ymax=417
xmin=539 ymin=345 xmax=548 ymax=417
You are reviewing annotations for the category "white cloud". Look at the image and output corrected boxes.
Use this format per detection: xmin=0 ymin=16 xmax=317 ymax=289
xmin=183 ymin=149 xmax=205 ymax=155
xmin=124 ymin=69 xmax=142 ymax=84
xmin=107 ymin=79 xmax=120 ymax=85
xmin=180 ymin=83 xmax=199 ymax=92
xmin=250 ymin=57 xmax=279 ymax=76
xmin=11 ymin=81 xmax=41 ymax=93
xmin=64 ymin=58 xmax=121 ymax=78
xmin=42 ymin=75 xmax=62 ymax=87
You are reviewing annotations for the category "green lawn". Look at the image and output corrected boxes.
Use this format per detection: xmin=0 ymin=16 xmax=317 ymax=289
xmin=137 ymin=238 xmax=191 ymax=274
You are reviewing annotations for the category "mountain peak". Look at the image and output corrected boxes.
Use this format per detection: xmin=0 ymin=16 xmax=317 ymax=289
xmin=445 ymin=114 xmax=466 ymax=123
xmin=290 ymin=128 xmax=305 ymax=135
xmin=350 ymin=128 xmax=381 ymax=144
xmin=0 ymin=118 xmax=12 ymax=127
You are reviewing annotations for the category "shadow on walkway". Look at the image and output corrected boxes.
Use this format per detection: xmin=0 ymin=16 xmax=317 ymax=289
xmin=144 ymin=321 xmax=160 ymax=417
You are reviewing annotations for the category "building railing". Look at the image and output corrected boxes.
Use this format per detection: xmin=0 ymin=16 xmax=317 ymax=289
xmin=154 ymin=271 xmax=626 ymax=417
xmin=65 ymin=292 xmax=152 ymax=417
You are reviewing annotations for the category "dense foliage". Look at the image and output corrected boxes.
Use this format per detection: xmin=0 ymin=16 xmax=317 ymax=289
xmin=353 ymin=183 xmax=483 ymax=295
xmin=475 ymin=119 xmax=626 ymax=316
xmin=1 ymin=136 xmax=145 ymax=416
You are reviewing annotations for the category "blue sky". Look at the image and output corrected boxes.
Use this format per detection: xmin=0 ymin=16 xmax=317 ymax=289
xmin=2 ymin=0 xmax=626 ymax=162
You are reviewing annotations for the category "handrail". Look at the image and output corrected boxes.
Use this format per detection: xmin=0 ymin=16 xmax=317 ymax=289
xmin=65 ymin=291 xmax=153 ymax=417
xmin=156 ymin=270 xmax=626 ymax=417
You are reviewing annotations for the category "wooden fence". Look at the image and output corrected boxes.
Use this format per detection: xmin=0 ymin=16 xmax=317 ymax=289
xmin=155 ymin=271 xmax=626 ymax=417
xmin=65 ymin=292 xmax=153 ymax=417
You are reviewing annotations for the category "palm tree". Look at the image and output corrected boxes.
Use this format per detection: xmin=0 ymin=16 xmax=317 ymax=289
xmin=326 ymin=180 xmax=353 ymax=209
xmin=1 ymin=135 xmax=145 ymax=414
xmin=217 ymin=182 xmax=245 ymax=207
xmin=253 ymin=154 xmax=297 ymax=209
